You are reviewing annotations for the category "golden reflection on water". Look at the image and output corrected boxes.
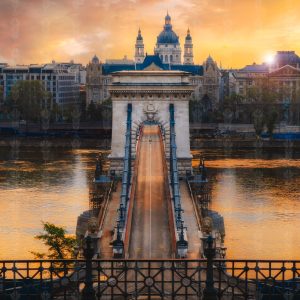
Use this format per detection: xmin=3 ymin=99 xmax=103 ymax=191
xmin=1 ymin=146 xmax=300 ymax=260
xmin=193 ymin=149 xmax=300 ymax=260
xmin=0 ymin=147 xmax=100 ymax=259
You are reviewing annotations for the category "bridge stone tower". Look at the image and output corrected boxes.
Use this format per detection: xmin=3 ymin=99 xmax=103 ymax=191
xmin=109 ymin=70 xmax=194 ymax=175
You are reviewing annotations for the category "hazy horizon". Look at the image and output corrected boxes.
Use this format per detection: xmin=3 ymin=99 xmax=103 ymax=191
xmin=1 ymin=0 xmax=299 ymax=68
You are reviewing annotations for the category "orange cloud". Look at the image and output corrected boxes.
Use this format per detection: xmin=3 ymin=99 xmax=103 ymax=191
xmin=0 ymin=0 xmax=299 ymax=67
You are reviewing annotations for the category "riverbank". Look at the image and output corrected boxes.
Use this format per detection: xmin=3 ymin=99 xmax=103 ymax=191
xmin=0 ymin=136 xmax=111 ymax=149
xmin=1 ymin=136 xmax=300 ymax=149
xmin=191 ymin=138 xmax=300 ymax=149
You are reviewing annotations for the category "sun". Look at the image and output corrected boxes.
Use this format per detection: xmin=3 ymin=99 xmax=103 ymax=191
xmin=264 ymin=54 xmax=275 ymax=65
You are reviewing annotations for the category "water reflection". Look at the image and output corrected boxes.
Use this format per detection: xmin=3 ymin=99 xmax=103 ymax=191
xmin=0 ymin=147 xmax=103 ymax=259
xmin=193 ymin=149 xmax=300 ymax=260
xmin=1 ymin=146 xmax=299 ymax=260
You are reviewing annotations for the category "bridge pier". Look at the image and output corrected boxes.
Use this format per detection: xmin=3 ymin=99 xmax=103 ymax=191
xmin=106 ymin=70 xmax=198 ymax=259
xmin=108 ymin=70 xmax=194 ymax=177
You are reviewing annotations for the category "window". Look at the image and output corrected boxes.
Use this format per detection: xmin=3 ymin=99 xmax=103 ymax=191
xmin=165 ymin=55 xmax=168 ymax=62
xmin=170 ymin=55 xmax=173 ymax=62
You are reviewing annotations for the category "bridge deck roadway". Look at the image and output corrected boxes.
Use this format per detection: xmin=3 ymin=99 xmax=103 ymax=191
xmin=129 ymin=125 xmax=172 ymax=258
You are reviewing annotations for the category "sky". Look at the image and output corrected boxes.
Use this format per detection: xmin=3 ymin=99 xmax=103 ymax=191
xmin=0 ymin=0 xmax=300 ymax=68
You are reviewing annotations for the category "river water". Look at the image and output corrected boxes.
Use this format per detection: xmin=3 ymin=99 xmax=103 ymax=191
xmin=0 ymin=145 xmax=300 ymax=259
xmin=193 ymin=147 xmax=300 ymax=260
xmin=0 ymin=146 xmax=99 ymax=259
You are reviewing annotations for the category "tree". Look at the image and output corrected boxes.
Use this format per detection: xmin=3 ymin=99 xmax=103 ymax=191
xmin=86 ymin=99 xmax=112 ymax=122
xmin=0 ymin=85 xmax=3 ymax=103
xmin=8 ymin=80 xmax=51 ymax=121
xmin=265 ymin=107 xmax=278 ymax=138
xmin=252 ymin=109 xmax=264 ymax=137
xmin=31 ymin=222 xmax=76 ymax=259
xmin=86 ymin=101 xmax=98 ymax=121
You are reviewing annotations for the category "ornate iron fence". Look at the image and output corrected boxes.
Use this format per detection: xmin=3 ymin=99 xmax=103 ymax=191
xmin=1 ymin=259 xmax=300 ymax=299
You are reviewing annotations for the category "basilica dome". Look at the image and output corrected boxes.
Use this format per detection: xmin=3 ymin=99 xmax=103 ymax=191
xmin=157 ymin=13 xmax=179 ymax=44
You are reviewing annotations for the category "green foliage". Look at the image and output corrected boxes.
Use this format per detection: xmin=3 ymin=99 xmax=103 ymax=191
xmin=31 ymin=222 xmax=76 ymax=259
xmin=252 ymin=109 xmax=265 ymax=137
xmin=246 ymin=81 xmax=283 ymax=135
xmin=265 ymin=108 xmax=278 ymax=137
xmin=0 ymin=85 xmax=3 ymax=102
xmin=7 ymin=80 xmax=52 ymax=121
xmin=86 ymin=99 xmax=112 ymax=122
xmin=223 ymin=93 xmax=244 ymax=109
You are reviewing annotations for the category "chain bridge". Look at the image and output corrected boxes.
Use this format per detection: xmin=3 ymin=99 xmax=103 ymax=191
xmin=99 ymin=70 xmax=204 ymax=259
xmin=3 ymin=70 xmax=300 ymax=300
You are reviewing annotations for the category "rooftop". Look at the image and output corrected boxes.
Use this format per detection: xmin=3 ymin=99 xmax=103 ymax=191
xmin=239 ymin=63 xmax=269 ymax=73
xmin=102 ymin=55 xmax=203 ymax=76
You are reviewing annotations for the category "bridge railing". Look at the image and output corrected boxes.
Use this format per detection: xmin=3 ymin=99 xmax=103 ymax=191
xmin=112 ymin=103 xmax=132 ymax=257
xmin=1 ymin=258 xmax=300 ymax=299
xmin=123 ymin=123 xmax=144 ymax=256
xmin=169 ymin=103 xmax=189 ymax=257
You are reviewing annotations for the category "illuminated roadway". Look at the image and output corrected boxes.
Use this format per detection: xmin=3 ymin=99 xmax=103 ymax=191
xmin=128 ymin=125 xmax=172 ymax=258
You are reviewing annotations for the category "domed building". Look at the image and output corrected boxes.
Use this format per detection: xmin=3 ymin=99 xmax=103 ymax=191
xmin=154 ymin=13 xmax=182 ymax=64
xmin=86 ymin=14 xmax=221 ymax=107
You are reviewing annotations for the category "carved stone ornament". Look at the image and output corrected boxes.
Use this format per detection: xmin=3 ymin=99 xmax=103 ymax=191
xmin=202 ymin=216 xmax=213 ymax=235
xmin=87 ymin=217 xmax=98 ymax=234
xmin=143 ymin=102 xmax=158 ymax=121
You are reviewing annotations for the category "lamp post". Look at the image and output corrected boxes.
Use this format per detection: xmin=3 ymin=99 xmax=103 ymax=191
xmin=112 ymin=222 xmax=124 ymax=258
xmin=175 ymin=204 xmax=183 ymax=227
xmin=176 ymin=221 xmax=188 ymax=258
xmin=82 ymin=236 xmax=96 ymax=300
xmin=203 ymin=235 xmax=218 ymax=300
xmin=118 ymin=204 xmax=125 ymax=228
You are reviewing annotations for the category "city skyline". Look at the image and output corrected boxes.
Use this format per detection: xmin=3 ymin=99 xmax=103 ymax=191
xmin=1 ymin=0 xmax=300 ymax=68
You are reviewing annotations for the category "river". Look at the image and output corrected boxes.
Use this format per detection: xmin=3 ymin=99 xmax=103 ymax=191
xmin=0 ymin=145 xmax=299 ymax=259
xmin=193 ymin=147 xmax=300 ymax=260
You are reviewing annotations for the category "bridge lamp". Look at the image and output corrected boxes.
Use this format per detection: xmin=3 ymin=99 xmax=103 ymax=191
xmin=202 ymin=235 xmax=216 ymax=259
xmin=82 ymin=236 xmax=95 ymax=260
xmin=112 ymin=222 xmax=124 ymax=258
xmin=202 ymin=235 xmax=218 ymax=300
xmin=82 ymin=236 xmax=97 ymax=300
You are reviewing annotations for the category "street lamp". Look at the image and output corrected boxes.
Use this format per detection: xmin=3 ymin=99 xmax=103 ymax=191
xmin=202 ymin=235 xmax=218 ymax=300
xmin=176 ymin=221 xmax=188 ymax=258
xmin=112 ymin=222 xmax=124 ymax=258
xmin=82 ymin=236 xmax=96 ymax=300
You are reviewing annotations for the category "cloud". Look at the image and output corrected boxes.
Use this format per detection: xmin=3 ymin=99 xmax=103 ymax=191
xmin=0 ymin=0 xmax=299 ymax=67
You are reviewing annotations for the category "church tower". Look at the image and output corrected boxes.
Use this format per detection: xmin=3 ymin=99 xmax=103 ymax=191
xmin=154 ymin=13 xmax=181 ymax=64
xmin=135 ymin=28 xmax=145 ymax=64
xmin=183 ymin=29 xmax=194 ymax=65
xmin=86 ymin=55 xmax=105 ymax=105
